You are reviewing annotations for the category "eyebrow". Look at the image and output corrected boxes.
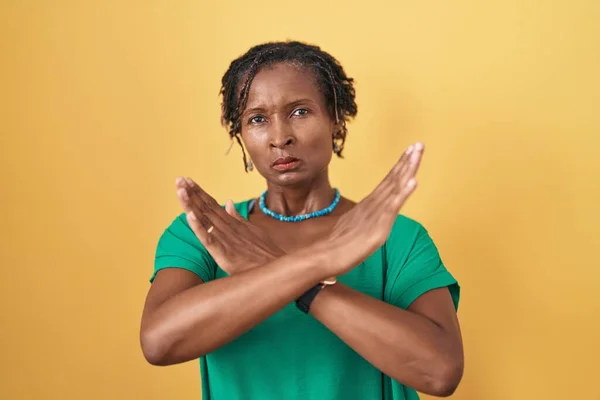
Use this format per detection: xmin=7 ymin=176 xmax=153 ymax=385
xmin=242 ymin=98 xmax=317 ymax=116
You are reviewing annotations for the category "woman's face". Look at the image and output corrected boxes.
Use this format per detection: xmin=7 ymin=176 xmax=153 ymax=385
xmin=240 ymin=63 xmax=337 ymax=187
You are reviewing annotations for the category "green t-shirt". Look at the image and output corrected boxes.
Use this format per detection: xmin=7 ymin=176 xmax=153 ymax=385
xmin=152 ymin=199 xmax=460 ymax=400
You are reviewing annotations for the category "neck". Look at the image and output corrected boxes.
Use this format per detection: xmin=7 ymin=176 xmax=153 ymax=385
xmin=263 ymin=171 xmax=335 ymax=217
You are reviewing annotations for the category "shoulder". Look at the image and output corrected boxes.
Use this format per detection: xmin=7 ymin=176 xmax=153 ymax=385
xmin=387 ymin=214 xmax=428 ymax=245
xmin=384 ymin=213 xmax=443 ymax=264
xmin=384 ymin=214 xmax=459 ymax=309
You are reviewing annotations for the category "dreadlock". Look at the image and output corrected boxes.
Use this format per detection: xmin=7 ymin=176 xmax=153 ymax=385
xmin=219 ymin=41 xmax=358 ymax=172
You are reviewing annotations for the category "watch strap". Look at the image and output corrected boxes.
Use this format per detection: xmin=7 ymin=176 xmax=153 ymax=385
xmin=295 ymin=284 xmax=324 ymax=313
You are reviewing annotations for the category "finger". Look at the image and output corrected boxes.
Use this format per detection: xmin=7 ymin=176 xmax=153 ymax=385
xmin=176 ymin=176 xmax=193 ymax=210
xmin=177 ymin=185 xmax=221 ymax=230
xmin=371 ymin=144 xmax=414 ymax=199
xmin=186 ymin=210 xmax=208 ymax=243
xmin=396 ymin=144 xmax=415 ymax=171
xmin=184 ymin=178 xmax=231 ymax=228
xmin=177 ymin=184 xmax=219 ymax=223
xmin=386 ymin=144 xmax=414 ymax=181
xmin=225 ymin=199 xmax=245 ymax=223
xmin=177 ymin=187 xmax=193 ymax=212
xmin=390 ymin=177 xmax=419 ymax=210
xmin=186 ymin=210 xmax=223 ymax=247
xmin=393 ymin=142 xmax=423 ymax=190
xmin=175 ymin=176 xmax=187 ymax=188
xmin=185 ymin=178 xmax=225 ymax=212
xmin=372 ymin=143 xmax=415 ymax=199
xmin=190 ymin=196 xmax=229 ymax=232
xmin=402 ymin=142 xmax=424 ymax=182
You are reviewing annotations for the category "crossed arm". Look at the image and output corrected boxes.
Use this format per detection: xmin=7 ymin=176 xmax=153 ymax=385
xmin=141 ymin=250 xmax=463 ymax=397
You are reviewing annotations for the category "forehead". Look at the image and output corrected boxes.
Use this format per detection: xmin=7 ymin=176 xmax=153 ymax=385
xmin=244 ymin=63 xmax=324 ymax=108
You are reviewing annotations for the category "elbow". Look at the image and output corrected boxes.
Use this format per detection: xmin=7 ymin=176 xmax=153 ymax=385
xmin=140 ymin=325 xmax=208 ymax=366
xmin=428 ymin=356 xmax=464 ymax=397
xmin=140 ymin=326 xmax=179 ymax=366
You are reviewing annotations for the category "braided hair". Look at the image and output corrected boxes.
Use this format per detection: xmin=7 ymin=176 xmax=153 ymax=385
xmin=219 ymin=41 xmax=358 ymax=171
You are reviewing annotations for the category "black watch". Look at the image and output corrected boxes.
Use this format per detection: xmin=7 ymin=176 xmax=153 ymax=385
xmin=295 ymin=284 xmax=324 ymax=313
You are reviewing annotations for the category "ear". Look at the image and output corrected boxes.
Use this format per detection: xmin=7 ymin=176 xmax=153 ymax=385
xmin=331 ymin=119 xmax=342 ymax=136
xmin=332 ymin=120 xmax=346 ymax=139
xmin=331 ymin=121 xmax=346 ymax=155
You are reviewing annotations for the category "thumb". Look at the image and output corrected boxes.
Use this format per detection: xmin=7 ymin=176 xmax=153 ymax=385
xmin=225 ymin=199 xmax=245 ymax=222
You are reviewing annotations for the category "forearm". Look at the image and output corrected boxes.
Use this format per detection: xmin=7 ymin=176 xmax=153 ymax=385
xmin=142 ymin=249 xmax=328 ymax=365
xmin=309 ymin=284 xmax=462 ymax=397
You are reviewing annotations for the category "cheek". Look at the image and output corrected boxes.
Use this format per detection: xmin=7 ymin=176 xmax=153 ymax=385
xmin=302 ymin=123 xmax=333 ymax=163
xmin=240 ymin=131 xmax=266 ymax=159
xmin=306 ymin=133 xmax=332 ymax=153
xmin=305 ymin=118 xmax=333 ymax=145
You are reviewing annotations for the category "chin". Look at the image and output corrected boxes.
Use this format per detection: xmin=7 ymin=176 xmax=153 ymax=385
xmin=269 ymin=171 xmax=312 ymax=187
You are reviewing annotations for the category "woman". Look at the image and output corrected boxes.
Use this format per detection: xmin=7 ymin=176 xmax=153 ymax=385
xmin=140 ymin=41 xmax=463 ymax=399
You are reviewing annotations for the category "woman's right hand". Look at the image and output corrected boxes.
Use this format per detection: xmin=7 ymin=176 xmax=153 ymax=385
xmin=323 ymin=142 xmax=425 ymax=277
xmin=175 ymin=178 xmax=286 ymax=276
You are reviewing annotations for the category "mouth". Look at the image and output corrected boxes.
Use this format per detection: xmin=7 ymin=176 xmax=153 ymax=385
xmin=271 ymin=156 xmax=301 ymax=172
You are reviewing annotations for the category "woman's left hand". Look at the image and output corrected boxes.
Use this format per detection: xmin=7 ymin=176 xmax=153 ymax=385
xmin=175 ymin=177 xmax=285 ymax=276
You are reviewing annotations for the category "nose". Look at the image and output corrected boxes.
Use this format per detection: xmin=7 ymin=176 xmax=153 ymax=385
xmin=269 ymin=119 xmax=295 ymax=149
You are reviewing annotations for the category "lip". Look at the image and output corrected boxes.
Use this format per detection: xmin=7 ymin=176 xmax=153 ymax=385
xmin=271 ymin=156 xmax=301 ymax=171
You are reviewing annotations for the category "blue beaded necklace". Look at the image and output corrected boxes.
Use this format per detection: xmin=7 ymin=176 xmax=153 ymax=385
xmin=259 ymin=189 xmax=341 ymax=222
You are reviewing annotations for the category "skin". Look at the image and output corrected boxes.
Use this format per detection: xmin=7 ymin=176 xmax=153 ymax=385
xmin=140 ymin=63 xmax=464 ymax=397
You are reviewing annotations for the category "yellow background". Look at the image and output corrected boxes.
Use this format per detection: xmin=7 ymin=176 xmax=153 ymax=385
xmin=1 ymin=1 xmax=598 ymax=399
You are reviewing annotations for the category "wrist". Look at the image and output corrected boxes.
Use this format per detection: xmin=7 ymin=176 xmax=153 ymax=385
xmin=290 ymin=241 xmax=339 ymax=281
xmin=295 ymin=276 xmax=337 ymax=314
xmin=310 ymin=237 xmax=345 ymax=277
xmin=295 ymin=283 xmax=323 ymax=313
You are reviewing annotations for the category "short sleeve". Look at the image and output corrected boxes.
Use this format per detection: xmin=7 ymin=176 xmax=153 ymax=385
xmin=151 ymin=213 xmax=218 ymax=283
xmin=384 ymin=215 xmax=460 ymax=310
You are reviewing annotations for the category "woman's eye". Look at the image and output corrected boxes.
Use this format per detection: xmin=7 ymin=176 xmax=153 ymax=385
xmin=292 ymin=108 xmax=309 ymax=116
xmin=250 ymin=116 xmax=265 ymax=124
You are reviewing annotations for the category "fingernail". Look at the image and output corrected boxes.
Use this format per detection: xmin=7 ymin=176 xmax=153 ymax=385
xmin=406 ymin=145 xmax=414 ymax=154
xmin=415 ymin=142 xmax=424 ymax=151
xmin=407 ymin=178 xmax=417 ymax=187
xmin=187 ymin=211 xmax=196 ymax=220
